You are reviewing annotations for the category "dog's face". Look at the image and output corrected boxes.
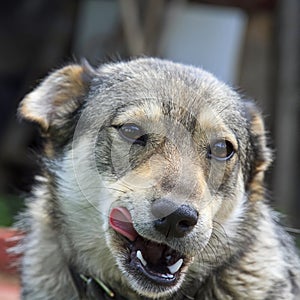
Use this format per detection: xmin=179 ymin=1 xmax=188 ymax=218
xmin=20 ymin=58 xmax=271 ymax=298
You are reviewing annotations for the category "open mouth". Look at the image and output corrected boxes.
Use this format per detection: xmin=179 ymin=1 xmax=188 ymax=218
xmin=109 ymin=207 xmax=186 ymax=286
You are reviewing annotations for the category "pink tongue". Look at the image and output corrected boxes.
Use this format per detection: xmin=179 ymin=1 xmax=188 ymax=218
xmin=109 ymin=207 xmax=138 ymax=242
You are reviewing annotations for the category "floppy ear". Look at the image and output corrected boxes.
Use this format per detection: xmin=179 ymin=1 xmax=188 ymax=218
xmin=19 ymin=62 xmax=94 ymax=131
xmin=245 ymin=101 xmax=272 ymax=198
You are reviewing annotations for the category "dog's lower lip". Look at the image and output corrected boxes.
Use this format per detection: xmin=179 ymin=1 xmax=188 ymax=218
xmin=127 ymin=236 xmax=185 ymax=285
xmin=133 ymin=255 xmax=177 ymax=285
xmin=130 ymin=247 xmax=181 ymax=286
xmin=136 ymin=250 xmax=184 ymax=274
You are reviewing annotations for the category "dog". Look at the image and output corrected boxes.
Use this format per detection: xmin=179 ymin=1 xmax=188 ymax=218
xmin=17 ymin=58 xmax=300 ymax=299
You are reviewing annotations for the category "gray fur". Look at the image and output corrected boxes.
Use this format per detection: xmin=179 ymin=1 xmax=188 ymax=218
xmin=17 ymin=58 xmax=300 ymax=299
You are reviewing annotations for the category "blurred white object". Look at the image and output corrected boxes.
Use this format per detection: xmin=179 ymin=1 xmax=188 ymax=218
xmin=159 ymin=3 xmax=247 ymax=84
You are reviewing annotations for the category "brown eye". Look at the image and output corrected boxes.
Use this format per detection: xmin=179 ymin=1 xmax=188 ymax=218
xmin=208 ymin=140 xmax=235 ymax=161
xmin=118 ymin=123 xmax=148 ymax=146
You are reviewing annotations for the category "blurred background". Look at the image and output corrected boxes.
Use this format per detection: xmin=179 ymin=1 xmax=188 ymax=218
xmin=0 ymin=0 xmax=299 ymax=235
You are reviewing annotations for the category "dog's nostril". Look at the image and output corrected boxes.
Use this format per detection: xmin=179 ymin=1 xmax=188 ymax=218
xmin=152 ymin=199 xmax=198 ymax=238
xmin=179 ymin=220 xmax=192 ymax=229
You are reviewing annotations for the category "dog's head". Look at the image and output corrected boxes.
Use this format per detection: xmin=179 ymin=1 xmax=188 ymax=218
xmin=19 ymin=58 xmax=271 ymax=298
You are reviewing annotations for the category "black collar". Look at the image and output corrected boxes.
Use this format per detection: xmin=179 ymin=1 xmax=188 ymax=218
xmin=69 ymin=266 xmax=128 ymax=300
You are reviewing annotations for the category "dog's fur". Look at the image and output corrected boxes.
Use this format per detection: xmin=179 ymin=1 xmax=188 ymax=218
xmin=17 ymin=58 xmax=300 ymax=299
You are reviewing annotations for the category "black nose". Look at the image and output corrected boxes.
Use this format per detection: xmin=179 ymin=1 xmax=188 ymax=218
xmin=151 ymin=199 xmax=198 ymax=238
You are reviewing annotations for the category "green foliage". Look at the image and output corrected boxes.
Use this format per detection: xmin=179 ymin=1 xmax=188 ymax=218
xmin=0 ymin=194 xmax=24 ymax=226
xmin=0 ymin=201 xmax=11 ymax=226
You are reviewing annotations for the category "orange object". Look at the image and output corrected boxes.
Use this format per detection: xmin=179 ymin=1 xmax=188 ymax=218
xmin=0 ymin=280 xmax=20 ymax=300
xmin=0 ymin=228 xmax=23 ymax=274
xmin=0 ymin=228 xmax=22 ymax=300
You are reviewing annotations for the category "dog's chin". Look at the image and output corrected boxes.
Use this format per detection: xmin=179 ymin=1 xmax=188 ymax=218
xmin=110 ymin=230 xmax=194 ymax=298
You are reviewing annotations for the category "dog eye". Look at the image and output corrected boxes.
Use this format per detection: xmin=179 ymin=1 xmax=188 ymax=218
xmin=118 ymin=123 xmax=148 ymax=146
xmin=208 ymin=140 xmax=235 ymax=161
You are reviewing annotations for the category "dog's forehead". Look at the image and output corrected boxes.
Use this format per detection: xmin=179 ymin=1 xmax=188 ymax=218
xmin=97 ymin=58 xmax=237 ymax=106
xmin=90 ymin=59 xmax=245 ymax=131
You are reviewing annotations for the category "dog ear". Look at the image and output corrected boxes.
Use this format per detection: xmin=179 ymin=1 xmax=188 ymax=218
xmin=245 ymin=101 xmax=272 ymax=198
xmin=19 ymin=61 xmax=94 ymax=131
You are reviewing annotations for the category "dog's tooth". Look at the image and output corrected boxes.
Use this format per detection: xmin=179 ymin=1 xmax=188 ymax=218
xmin=136 ymin=250 xmax=147 ymax=266
xmin=162 ymin=273 xmax=174 ymax=279
xmin=167 ymin=258 xmax=183 ymax=274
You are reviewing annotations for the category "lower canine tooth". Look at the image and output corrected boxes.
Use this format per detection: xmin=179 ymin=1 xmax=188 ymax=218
xmin=137 ymin=250 xmax=147 ymax=266
xmin=167 ymin=258 xmax=183 ymax=274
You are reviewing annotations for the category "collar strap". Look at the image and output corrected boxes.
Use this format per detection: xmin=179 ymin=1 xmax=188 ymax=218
xmin=69 ymin=266 xmax=128 ymax=300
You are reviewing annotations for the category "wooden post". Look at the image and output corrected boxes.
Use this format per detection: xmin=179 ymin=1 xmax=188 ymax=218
xmin=274 ymin=0 xmax=300 ymax=227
